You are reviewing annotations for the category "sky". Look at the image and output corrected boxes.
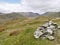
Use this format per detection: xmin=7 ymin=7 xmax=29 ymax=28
xmin=0 ymin=0 xmax=60 ymax=14
xmin=0 ymin=0 xmax=20 ymax=3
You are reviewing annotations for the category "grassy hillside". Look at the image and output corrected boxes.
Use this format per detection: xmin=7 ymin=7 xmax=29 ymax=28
xmin=0 ymin=12 xmax=25 ymax=25
xmin=0 ymin=16 xmax=60 ymax=45
xmin=42 ymin=12 xmax=60 ymax=17
xmin=0 ymin=12 xmax=40 ymax=25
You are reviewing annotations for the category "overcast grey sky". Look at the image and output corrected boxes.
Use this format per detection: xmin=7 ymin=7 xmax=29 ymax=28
xmin=0 ymin=0 xmax=60 ymax=14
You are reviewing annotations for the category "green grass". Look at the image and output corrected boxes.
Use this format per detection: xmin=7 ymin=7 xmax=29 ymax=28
xmin=0 ymin=16 xmax=60 ymax=45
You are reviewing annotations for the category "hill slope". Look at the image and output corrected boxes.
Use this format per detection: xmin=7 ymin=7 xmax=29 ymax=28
xmin=42 ymin=12 xmax=60 ymax=17
xmin=0 ymin=16 xmax=60 ymax=45
xmin=0 ymin=12 xmax=40 ymax=25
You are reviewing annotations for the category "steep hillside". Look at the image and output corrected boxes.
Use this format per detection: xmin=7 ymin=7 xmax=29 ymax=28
xmin=0 ymin=12 xmax=40 ymax=25
xmin=20 ymin=12 xmax=40 ymax=17
xmin=42 ymin=12 xmax=60 ymax=17
xmin=0 ymin=12 xmax=25 ymax=25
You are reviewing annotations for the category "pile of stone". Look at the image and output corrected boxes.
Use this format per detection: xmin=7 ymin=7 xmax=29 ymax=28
xmin=34 ymin=20 xmax=60 ymax=40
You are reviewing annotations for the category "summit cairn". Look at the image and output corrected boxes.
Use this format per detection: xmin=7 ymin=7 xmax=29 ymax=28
xmin=34 ymin=20 xmax=60 ymax=40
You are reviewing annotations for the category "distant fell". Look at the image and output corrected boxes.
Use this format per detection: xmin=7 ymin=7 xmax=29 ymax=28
xmin=42 ymin=12 xmax=60 ymax=17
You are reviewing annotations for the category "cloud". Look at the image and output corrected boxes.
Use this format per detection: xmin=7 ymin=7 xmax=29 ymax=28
xmin=0 ymin=0 xmax=60 ymax=14
xmin=21 ymin=0 xmax=60 ymax=14
xmin=0 ymin=2 xmax=34 ymax=13
xmin=0 ymin=3 xmax=19 ymax=13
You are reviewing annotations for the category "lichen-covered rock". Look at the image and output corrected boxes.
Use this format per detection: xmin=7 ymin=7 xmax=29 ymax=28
xmin=34 ymin=20 xmax=59 ymax=41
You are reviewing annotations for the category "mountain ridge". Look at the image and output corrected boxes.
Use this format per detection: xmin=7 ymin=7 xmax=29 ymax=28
xmin=42 ymin=12 xmax=60 ymax=17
